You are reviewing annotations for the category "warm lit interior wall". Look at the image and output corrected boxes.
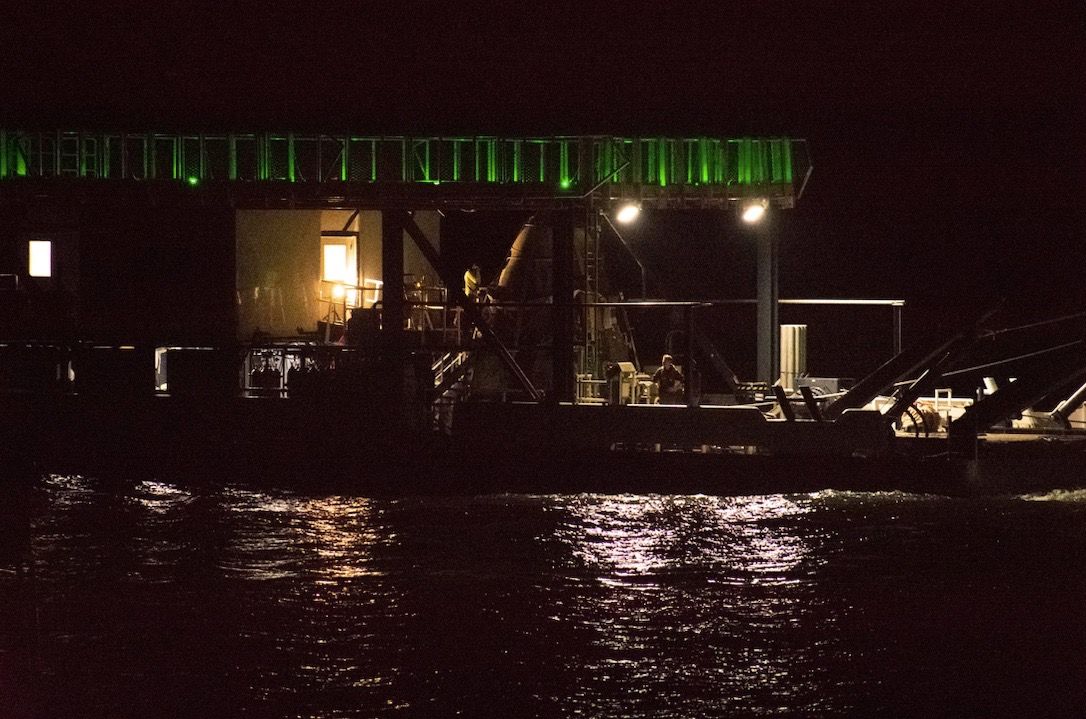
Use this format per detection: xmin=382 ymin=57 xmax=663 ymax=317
xmin=356 ymin=210 xmax=442 ymax=306
xmin=404 ymin=211 xmax=441 ymax=287
xmin=234 ymin=210 xmax=443 ymax=337
xmin=235 ymin=210 xmax=321 ymax=338
xmin=358 ymin=211 xmax=383 ymax=306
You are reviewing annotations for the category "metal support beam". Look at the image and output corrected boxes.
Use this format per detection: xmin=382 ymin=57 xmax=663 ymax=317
xmin=756 ymin=232 xmax=779 ymax=384
xmin=799 ymin=385 xmax=823 ymax=421
xmin=603 ymin=213 xmax=739 ymax=392
xmin=823 ymin=304 xmax=1000 ymax=420
xmin=381 ymin=211 xmax=405 ymax=413
xmin=773 ymin=385 xmax=795 ymax=421
xmin=1052 ymin=379 xmax=1086 ymax=427
xmin=600 ymin=212 xmax=646 ymax=297
xmin=400 ymin=213 xmax=542 ymax=401
xmin=685 ymin=305 xmax=697 ymax=407
xmin=950 ymin=345 xmax=1086 ymax=458
xmin=883 ymin=363 xmax=948 ymax=424
xmin=953 ymin=342 xmax=1086 ymax=433
xmin=552 ymin=211 xmax=576 ymax=403
xmin=893 ymin=303 xmax=904 ymax=356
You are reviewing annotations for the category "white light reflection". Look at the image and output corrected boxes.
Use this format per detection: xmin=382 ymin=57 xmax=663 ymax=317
xmin=558 ymin=493 xmax=817 ymax=586
xmin=128 ymin=479 xmax=194 ymax=514
xmin=554 ymin=493 xmax=832 ymax=709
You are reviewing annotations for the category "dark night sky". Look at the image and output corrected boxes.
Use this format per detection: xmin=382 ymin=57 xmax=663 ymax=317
xmin=3 ymin=2 xmax=1082 ymax=340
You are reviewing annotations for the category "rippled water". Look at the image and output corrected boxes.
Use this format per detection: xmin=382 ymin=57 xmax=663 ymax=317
xmin=2 ymin=474 xmax=1086 ymax=717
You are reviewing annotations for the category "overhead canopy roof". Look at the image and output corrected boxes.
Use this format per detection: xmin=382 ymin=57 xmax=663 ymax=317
xmin=0 ymin=130 xmax=810 ymax=209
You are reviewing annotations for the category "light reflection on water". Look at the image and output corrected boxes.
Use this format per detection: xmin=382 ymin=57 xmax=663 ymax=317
xmin=551 ymin=493 xmax=835 ymax=716
xmin=559 ymin=493 xmax=813 ymax=582
xmin=1 ymin=475 xmax=1086 ymax=717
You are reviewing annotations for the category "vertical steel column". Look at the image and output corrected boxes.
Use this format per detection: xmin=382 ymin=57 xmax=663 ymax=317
xmin=149 ymin=135 xmax=156 ymax=179
xmin=893 ymin=303 xmax=903 ymax=355
xmin=382 ymin=211 xmax=406 ymax=413
xmin=756 ymin=232 xmax=780 ymax=384
xmin=685 ymin=305 xmax=697 ymax=407
xmin=140 ymin=135 xmax=148 ymax=179
xmin=552 ymin=211 xmax=576 ymax=403
xmin=102 ymin=135 xmax=111 ymax=177
xmin=228 ymin=135 xmax=237 ymax=180
xmin=258 ymin=134 xmax=268 ymax=180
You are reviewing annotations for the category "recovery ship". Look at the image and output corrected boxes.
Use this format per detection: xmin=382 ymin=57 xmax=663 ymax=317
xmin=1 ymin=129 xmax=1083 ymax=494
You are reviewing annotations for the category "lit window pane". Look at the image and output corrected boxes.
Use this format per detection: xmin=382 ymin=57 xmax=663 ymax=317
xmin=29 ymin=240 xmax=52 ymax=277
xmin=322 ymin=244 xmax=348 ymax=282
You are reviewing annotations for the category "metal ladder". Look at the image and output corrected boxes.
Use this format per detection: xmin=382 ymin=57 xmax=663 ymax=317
xmin=580 ymin=211 xmax=602 ymax=380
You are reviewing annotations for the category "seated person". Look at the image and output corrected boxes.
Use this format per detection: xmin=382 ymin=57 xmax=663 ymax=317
xmin=652 ymin=354 xmax=684 ymax=404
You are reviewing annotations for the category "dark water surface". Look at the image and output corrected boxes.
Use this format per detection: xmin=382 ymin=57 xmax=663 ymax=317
xmin=2 ymin=473 xmax=1086 ymax=717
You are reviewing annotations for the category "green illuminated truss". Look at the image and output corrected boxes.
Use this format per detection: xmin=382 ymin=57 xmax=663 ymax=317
xmin=0 ymin=130 xmax=806 ymax=203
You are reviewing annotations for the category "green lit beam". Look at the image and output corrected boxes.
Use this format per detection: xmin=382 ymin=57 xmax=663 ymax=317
xmin=0 ymin=130 xmax=801 ymax=196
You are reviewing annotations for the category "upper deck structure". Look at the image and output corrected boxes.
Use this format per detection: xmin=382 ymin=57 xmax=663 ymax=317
xmin=0 ymin=128 xmax=812 ymax=402
xmin=0 ymin=130 xmax=808 ymax=209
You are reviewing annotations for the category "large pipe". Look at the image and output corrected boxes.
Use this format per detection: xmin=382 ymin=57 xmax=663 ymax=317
xmin=494 ymin=215 xmax=553 ymax=302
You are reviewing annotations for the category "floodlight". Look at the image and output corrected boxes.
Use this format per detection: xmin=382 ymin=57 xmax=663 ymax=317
xmin=615 ymin=204 xmax=641 ymax=224
xmin=741 ymin=198 xmax=768 ymax=224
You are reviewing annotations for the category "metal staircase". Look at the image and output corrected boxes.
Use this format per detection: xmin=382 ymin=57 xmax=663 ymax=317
xmin=432 ymin=350 xmax=474 ymax=433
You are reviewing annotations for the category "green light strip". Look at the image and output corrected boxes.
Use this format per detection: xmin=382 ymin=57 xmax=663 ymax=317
xmin=287 ymin=135 xmax=296 ymax=182
xmin=0 ymin=130 xmax=798 ymax=191
xmin=658 ymin=139 xmax=667 ymax=188
xmin=559 ymin=142 xmax=570 ymax=188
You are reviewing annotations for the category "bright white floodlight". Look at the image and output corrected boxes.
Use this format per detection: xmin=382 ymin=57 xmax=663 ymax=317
xmin=741 ymin=199 xmax=768 ymax=224
xmin=615 ymin=203 xmax=641 ymax=224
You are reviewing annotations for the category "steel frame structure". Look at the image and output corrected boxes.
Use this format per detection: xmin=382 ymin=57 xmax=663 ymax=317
xmin=0 ymin=130 xmax=805 ymax=209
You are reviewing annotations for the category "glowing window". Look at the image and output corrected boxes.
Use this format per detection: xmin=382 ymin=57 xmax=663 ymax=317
xmin=322 ymin=243 xmax=348 ymax=282
xmin=28 ymin=240 xmax=52 ymax=277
